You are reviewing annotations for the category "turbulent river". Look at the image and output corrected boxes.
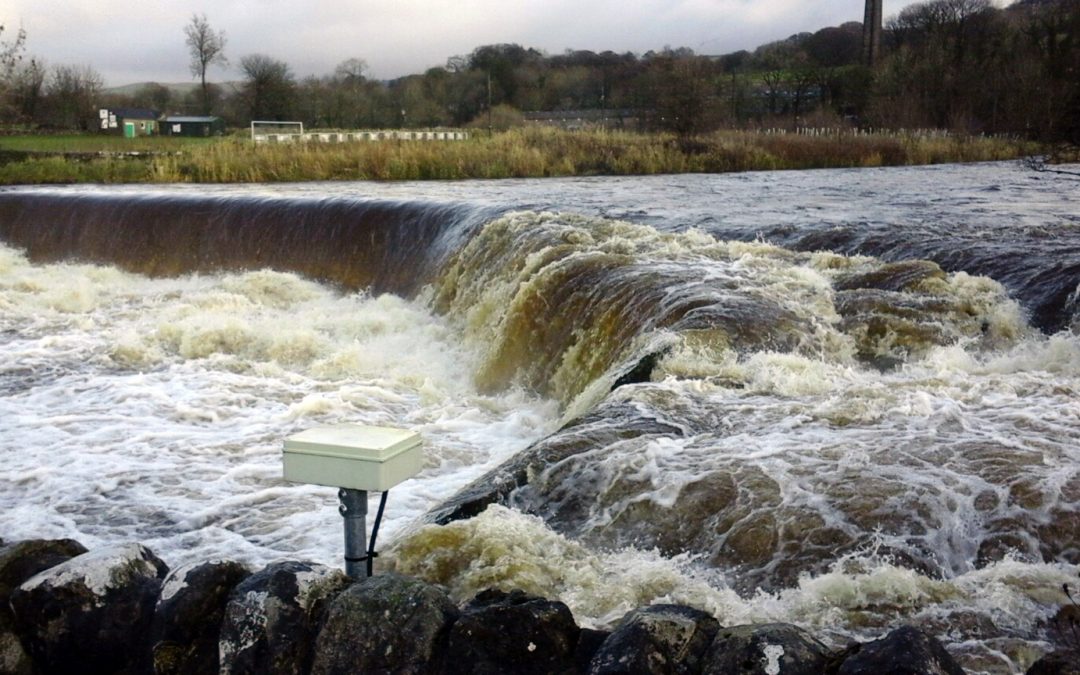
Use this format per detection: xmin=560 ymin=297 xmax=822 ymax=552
xmin=1 ymin=162 xmax=1078 ymax=672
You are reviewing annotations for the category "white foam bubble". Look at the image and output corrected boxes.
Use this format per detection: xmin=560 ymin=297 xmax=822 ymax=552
xmin=0 ymin=246 xmax=558 ymax=569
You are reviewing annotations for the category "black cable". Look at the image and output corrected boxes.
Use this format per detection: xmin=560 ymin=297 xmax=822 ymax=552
xmin=366 ymin=490 xmax=389 ymax=577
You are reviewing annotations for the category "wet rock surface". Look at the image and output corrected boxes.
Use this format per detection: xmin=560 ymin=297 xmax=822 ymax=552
xmin=0 ymin=538 xmax=89 ymax=598
xmin=310 ymin=572 xmax=459 ymax=675
xmin=0 ymin=538 xmax=1071 ymax=675
xmin=704 ymin=623 xmax=831 ymax=675
xmin=9 ymin=542 xmax=168 ymax=674
xmin=834 ymin=625 xmax=965 ymax=675
xmin=149 ymin=560 xmax=252 ymax=675
xmin=1026 ymin=649 xmax=1080 ymax=675
xmin=589 ymin=603 xmax=721 ymax=675
xmin=0 ymin=539 xmax=88 ymax=675
xmin=219 ymin=560 xmax=349 ymax=675
xmin=445 ymin=588 xmax=581 ymax=675
xmin=426 ymin=404 xmax=685 ymax=526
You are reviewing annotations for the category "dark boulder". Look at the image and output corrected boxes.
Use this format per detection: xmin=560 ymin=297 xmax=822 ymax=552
xmin=445 ymin=588 xmax=581 ymax=675
xmin=589 ymin=604 xmax=721 ymax=675
xmin=703 ymin=623 xmax=831 ymax=674
xmin=835 ymin=625 xmax=965 ymax=675
xmin=576 ymin=628 xmax=613 ymax=673
xmin=218 ymin=560 xmax=350 ymax=675
xmin=149 ymin=560 xmax=251 ymax=675
xmin=1027 ymin=649 xmax=1080 ymax=675
xmin=0 ymin=538 xmax=88 ymax=674
xmin=0 ymin=538 xmax=89 ymax=599
xmin=310 ymin=572 xmax=459 ymax=675
xmin=9 ymin=542 xmax=169 ymax=674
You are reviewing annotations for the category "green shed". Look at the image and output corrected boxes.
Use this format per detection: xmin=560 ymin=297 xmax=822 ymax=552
xmin=163 ymin=115 xmax=226 ymax=137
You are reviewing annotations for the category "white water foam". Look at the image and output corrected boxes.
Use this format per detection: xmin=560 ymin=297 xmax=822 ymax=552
xmin=0 ymin=244 xmax=558 ymax=567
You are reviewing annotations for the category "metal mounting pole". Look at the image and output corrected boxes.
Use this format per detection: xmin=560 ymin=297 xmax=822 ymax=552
xmin=338 ymin=488 xmax=368 ymax=579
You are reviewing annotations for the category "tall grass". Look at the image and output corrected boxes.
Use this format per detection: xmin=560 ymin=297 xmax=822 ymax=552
xmin=0 ymin=128 xmax=1038 ymax=185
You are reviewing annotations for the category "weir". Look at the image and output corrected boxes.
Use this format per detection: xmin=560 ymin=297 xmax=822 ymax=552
xmin=0 ymin=192 xmax=488 ymax=298
xmin=1 ymin=175 xmax=1079 ymax=673
xmin=0 ymin=189 xmax=1068 ymax=406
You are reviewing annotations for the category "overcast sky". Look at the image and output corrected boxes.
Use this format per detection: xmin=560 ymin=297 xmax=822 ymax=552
xmin=4 ymin=0 xmax=905 ymax=87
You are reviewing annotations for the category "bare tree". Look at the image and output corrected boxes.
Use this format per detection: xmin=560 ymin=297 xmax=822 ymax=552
xmin=334 ymin=58 xmax=368 ymax=84
xmin=44 ymin=64 xmax=102 ymax=129
xmin=1 ymin=22 xmax=25 ymax=75
xmin=1 ymin=21 xmax=27 ymax=119
xmin=9 ymin=57 xmax=46 ymax=122
xmin=184 ymin=14 xmax=227 ymax=114
xmin=239 ymin=54 xmax=296 ymax=120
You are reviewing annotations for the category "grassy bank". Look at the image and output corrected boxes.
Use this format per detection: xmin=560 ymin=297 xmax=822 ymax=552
xmin=0 ymin=128 xmax=1037 ymax=184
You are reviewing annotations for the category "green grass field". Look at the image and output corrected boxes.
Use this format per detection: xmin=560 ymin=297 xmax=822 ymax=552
xmin=0 ymin=134 xmax=218 ymax=153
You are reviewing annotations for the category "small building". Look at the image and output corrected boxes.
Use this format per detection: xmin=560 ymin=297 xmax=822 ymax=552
xmin=99 ymin=108 xmax=160 ymax=137
xmin=162 ymin=115 xmax=226 ymax=137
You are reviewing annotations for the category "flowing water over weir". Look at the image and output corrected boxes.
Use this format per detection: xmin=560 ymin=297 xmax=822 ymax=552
xmin=1 ymin=163 xmax=1078 ymax=672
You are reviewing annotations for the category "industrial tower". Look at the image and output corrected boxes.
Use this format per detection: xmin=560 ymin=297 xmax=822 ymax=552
xmin=863 ymin=0 xmax=883 ymax=66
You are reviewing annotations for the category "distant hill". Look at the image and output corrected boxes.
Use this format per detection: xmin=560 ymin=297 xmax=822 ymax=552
xmin=102 ymin=82 xmax=202 ymax=97
xmin=102 ymin=81 xmax=239 ymax=96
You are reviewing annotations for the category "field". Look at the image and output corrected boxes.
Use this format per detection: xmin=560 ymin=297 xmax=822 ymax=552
xmin=0 ymin=134 xmax=215 ymax=153
xmin=0 ymin=128 xmax=1038 ymax=184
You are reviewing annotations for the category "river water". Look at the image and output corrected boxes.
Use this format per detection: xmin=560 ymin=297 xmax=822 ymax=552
xmin=1 ymin=161 xmax=1077 ymax=672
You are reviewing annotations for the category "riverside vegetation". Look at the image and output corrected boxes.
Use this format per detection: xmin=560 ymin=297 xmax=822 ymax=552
xmin=0 ymin=127 xmax=1037 ymax=184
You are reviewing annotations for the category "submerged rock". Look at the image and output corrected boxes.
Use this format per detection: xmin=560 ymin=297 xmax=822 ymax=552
xmin=426 ymin=403 xmax=685 ymax=526
xmin=9 ymin=542 xmax=168 ymax=674
xmin=445 ymin=588 xmax=581 ymax=675
xmin=218 ymin=560 xmax=349 ymax=675
xmin=835 ymin=625 xmax=965 ymax=675
xmin=149 ymin=560 xmax=251 ymax=675
xmin=703 ymin=623 xmax=831 ymax=675
xmin=611 ymin=347 xmax=672 ymax=391
xmin=833 ymin=260 xmax=946 ymax=293
xmin=310 ymin=572 xmax=459 ymax=675
xmin=589 ymin=604 xmax=720 ymax=675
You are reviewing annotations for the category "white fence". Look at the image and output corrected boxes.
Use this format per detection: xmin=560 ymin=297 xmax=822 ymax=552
xmin=756 ymin=127 xmax=1019 ymax=140
xmin=253 ymin=130 xmax=470 ymax=144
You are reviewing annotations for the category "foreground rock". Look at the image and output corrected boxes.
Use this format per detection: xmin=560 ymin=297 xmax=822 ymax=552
xmin=149 ymin=560 xmax=252 ymax=675
xmin=704 ymin=623 xmax=831 ymax=675
xmin=446 ymin=588 xmax=581 ymax=675
xmin=219 ymin=560 xmax=349 ymax=675
xmin=589 ymin=604 xmax=720 ymax=674
xmin=0 ymin=539 xmax=89 ymax=675
xmin=1027 ymin=649 xmax=1080 ymax=675
xmin=835 ymin=625 xmax=965 ymax=675
xmin=9 ymin=543 xmax=168 ymax=674
xmin=311 ymin=572 xmax=459 ymax=675
xmin=0 ymin=539 xmax=89 ymax=599
xmin=0 ymin=538 xmax=1061 ymax=674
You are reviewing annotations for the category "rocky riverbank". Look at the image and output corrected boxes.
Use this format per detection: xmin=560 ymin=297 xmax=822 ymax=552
xmin=0 ymin=537 xmax=1074 ymax=674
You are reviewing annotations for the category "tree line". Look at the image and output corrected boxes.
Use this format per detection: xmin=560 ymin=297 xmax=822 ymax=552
xmin=0 ymin=0 xmax=1077 ymax=146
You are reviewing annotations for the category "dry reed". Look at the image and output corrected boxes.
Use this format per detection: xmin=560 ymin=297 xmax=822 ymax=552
xmin=0 ymin=127 xmax=1037 ymax=185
